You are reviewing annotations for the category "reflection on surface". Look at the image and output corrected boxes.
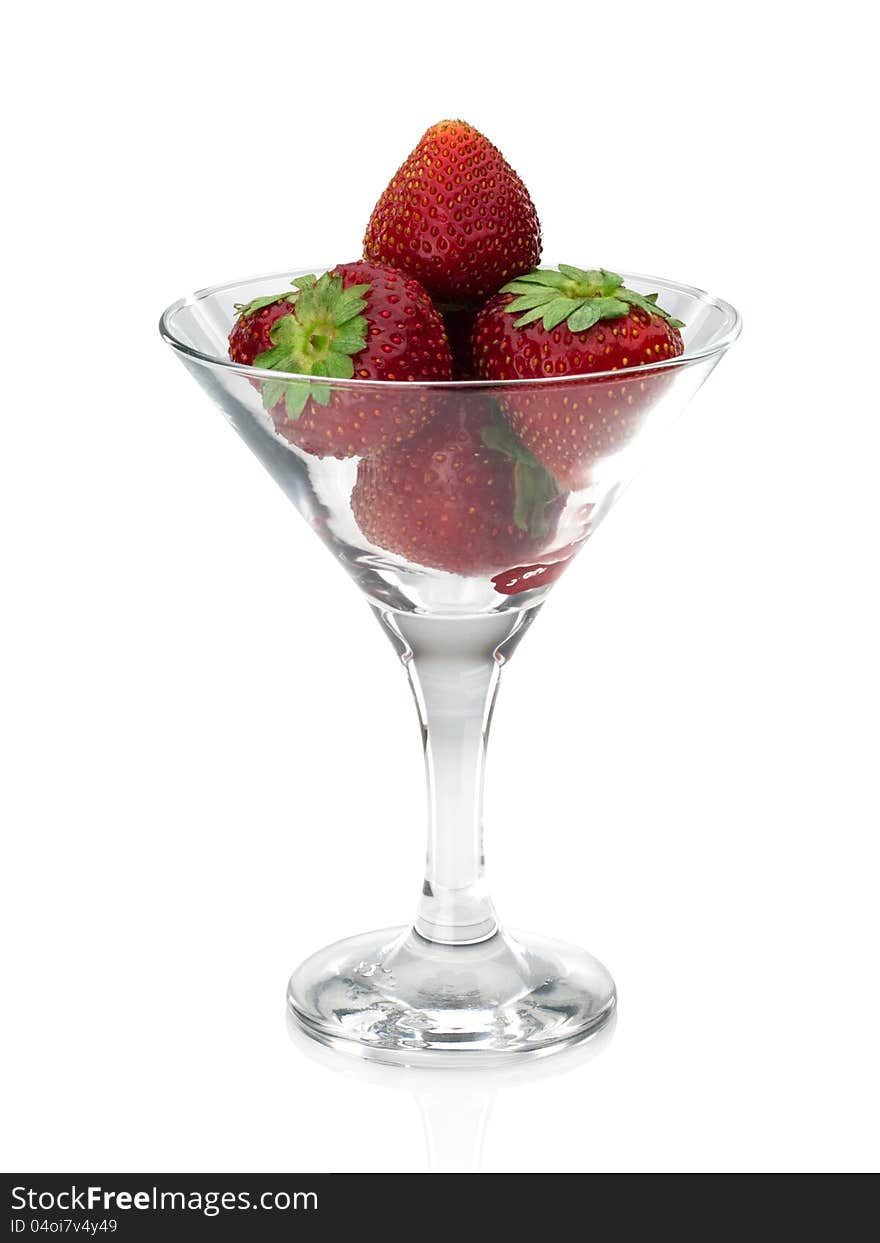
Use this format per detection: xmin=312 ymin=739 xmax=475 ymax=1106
xmin=286 ymin=1008 xmax=616 ymax=1172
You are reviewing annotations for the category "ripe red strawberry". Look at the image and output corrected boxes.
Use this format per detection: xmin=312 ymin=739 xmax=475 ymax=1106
xmin=472 ymin=266 xmax=685 ymax=489
xmin=363 ymin=120 xmax=541 ymax=304
xmin=227 ymin=261 xmax=452 ymax=458
xmin=351 ymin=402 xmax=563 ymax=576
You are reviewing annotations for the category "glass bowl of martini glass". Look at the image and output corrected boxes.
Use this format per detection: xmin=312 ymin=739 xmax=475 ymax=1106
xmin=160 ymin=267 xmax=741 ymax=1066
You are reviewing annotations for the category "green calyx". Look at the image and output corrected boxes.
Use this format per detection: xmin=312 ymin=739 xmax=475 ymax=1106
xmin=481 ymin=419 xmax=560 ymax=536
xmin=239 ymin=273 xmax=370 ymax=420
xmin=500 ymin=265 xmax=685 ymax=334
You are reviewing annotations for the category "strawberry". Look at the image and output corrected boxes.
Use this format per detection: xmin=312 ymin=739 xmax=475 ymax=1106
xmin=228 ymin=261 xmax=452 ymax=458
xmin=363 ymin=120 xmax=541 ymax=304
xmin=351 ymin=402 xmax=563 ymax=577
xmin=472 ymin=266 xmax=685 ymax=489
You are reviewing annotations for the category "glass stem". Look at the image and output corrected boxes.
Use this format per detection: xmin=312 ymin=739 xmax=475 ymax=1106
xmin=378 ymin=607 xmax=540 ymax=945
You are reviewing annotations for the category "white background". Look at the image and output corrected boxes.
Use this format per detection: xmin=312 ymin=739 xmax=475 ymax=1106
xmin=2 ymin=0 xmax=878 ymax=1174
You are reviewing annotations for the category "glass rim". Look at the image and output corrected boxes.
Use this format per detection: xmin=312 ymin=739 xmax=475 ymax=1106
xmin=159 ymin=266 xmax=742 ymax=389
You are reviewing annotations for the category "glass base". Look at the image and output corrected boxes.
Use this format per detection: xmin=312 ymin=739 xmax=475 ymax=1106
xmin=287 ymin=925 xmax=616 ymax=1067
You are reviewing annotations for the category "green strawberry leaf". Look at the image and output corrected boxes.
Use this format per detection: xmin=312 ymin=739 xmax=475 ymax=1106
xmin=616 ymin=289 xmax=684 ymax=328
xmin=253 ymin=341 xmax=294 ymax=370
xmin=511 ymin=304 xmax=554 ymax=328
xmin=501 ymin=266 xmax=685 ymax=334
xmin=593 ymin=296 xmax=630 ymax=320
xmin=283 ymin=384 xmax=311 ymax=419
xmin=512 ymin=459 xmax=535 ymax=532
xmin=259 ymin=378 xmax=311 ymax=421
xmin=502 ymin=279 xmax=551 ymax=297
xmin=502 ymin=268 xmax=571 ymax=291
xmin=540 ymin=298 xmax=578 ymax=330
xmin=333 ymin=284 xmax=371 ymax=325
xmin=321 ymin=352 xmax=356 ymax=380
xmin=556 ymin=265 xmax=623 ymax=296
xmin=617 ymin=289 xmax=668 ymax=318
xmin=260 ymin=379 xmax=289 ymax=410
xmin=512 ymin=459 xmax=559 ymax=536
xmin=233 ymin=292 xmax=294 ymax=318
xmin=557 ymin=264 xmax=594 ymax=284
xmin=481 ymin=419 xmax=561 ymax=535
xmin=332 ymin=318 xmax=368 ymax=355
xmin=506 ymin=289 xmax=559 ymax=314
xmin=480 ymin=422 xmax=521 ymax=457
xmin=567 ymin=302 xmax=602 ymax=333
xmin=269 ymin=313 xmax=305 ymax=349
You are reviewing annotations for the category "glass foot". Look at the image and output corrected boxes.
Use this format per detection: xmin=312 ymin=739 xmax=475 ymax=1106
xmin=287 ymin=926 xmax=616 ymax=1067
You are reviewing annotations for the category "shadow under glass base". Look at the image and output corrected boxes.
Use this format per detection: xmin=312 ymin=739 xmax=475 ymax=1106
xmin=287 ymin=926 xmax=616 ymax=1067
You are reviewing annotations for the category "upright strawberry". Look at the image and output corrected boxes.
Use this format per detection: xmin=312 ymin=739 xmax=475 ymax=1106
xmin=363 ymin=120 xmax=541 ymax=304
xmin=351 ymin=402 xmax=563 ymax=577
xmin=472 ymin=266 xmax=685 ymax=489
xmin=228 ymin=261 xmax=452 ymax=459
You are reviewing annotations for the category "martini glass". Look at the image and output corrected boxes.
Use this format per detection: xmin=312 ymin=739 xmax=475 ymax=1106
xmin=160 ymin=268 xmax=740 ymax=1066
